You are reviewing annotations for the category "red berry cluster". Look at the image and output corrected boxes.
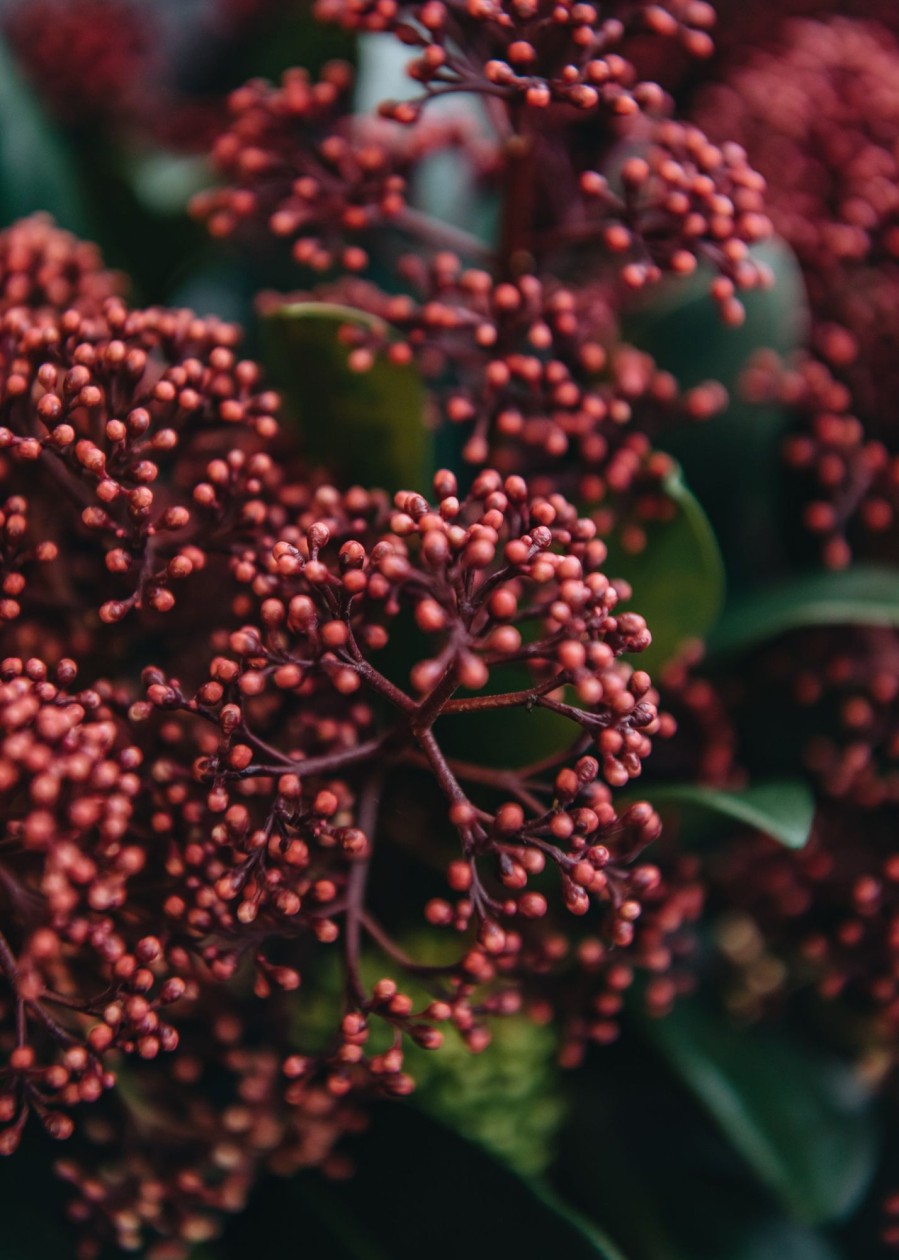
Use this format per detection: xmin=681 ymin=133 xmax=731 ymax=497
xmin=0 ymin=208 xmax=697 ymax=1250
xmin=0 ymin=216 xmax=124 ymax=317
xmin=191 ymin=63 xmax=483 ymax=274
xmin=711 ymin=805 xmax=899 ymax=1037
xmin=693 ymin=18 xmax=899 ymax=564
xmin=315 ymin=0 xmax=716 ymax=115
xmin=296 ymin=261 xmax=727 ymax=478
xmin=0 ymin=273 xmax=284 ymax=655
xmin=745 ymin=351 xmax=899 ymax=570
xmin=135 ymin=470 xmax=673 ymax=1048
xmin=750 ymin=627 xmax=899 ymax=810
xmin=4 ymin=0 xmax=155 ymax=126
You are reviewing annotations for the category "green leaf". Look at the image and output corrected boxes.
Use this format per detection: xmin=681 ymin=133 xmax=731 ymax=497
xmin=624 ymin=239 xmax=808 ymax=586
xmin=709 ymin=565 xmax=899 ymax=656
xmin=608 ymin=466 xmax=725 ymax=672
xmin=560 ymin=1037 xmax=850 ymax=1260
xmin=0 ymin=34 xmax=86 ymax=229
xmin=647 ymin=780 xmax=815 ymax=850
xmin=218 ymin=1104 xmax=628 ymax=1260
xmin=263 ymin=302 xmax=430 ymax=489
xmin=626 ymin=239 xmax=807 ymax=393
xmin=722 ymin=1223 xmax=843 ymax=1260
xmin=408 ymin=1016 xmax=565 ymax=1176
xmin=644 ymin=1000 xmax=880 ymax=1226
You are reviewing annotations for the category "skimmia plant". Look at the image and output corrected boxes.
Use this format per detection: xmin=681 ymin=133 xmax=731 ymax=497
xmin=0 ymin=3 xmax=898 ymax=1259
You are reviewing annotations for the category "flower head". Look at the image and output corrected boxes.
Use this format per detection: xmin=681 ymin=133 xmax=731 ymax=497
xmin=0 ymin=296 xmax=283 ymax=654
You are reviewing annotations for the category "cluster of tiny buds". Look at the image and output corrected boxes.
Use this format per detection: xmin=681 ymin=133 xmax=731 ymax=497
xmin=191 ymin=62 xmax=478 ymax=275
xmin=759 ymin=352 xmax=899 ymax=569
xmin=3 ymin=0 xmax=154 ymax=125
xmin=298 ymin=261 xmax=727 ymax=479
xmin=130 ymin=467 xmax=677 ymax=1068
xmin=693 ymin=17 xmax=899 ymax=288
xmin=711 ymin=805 xmax=899 ymax=1040
xmin=579 ymin=120 xmax=772 ymax=321
xmin=0 ymin=659 xmax=188 ymax=1155
xmin=0 ymin=215 xmax=124 ymax=316
xmin=0 ymin=294 xmax=281 ymax=632
xmin=316 ymin=0 xmax=716 ymax=120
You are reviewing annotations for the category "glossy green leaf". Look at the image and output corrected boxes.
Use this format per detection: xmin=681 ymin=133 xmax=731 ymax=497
xmin=217 ymin=1104 xmax=628 ymax=1260
xmin=608 ymin=466 xmax=725 ymax=672
xmin=645 ymin=1000 xmax=880 ymax=1226
xmin=648 ymin=779 xmax=815 ymax=850
xmin=0 ymin=34 xmax=86 ymax=229
xmin=709 ymin=565 xmax=899 ymax=656
xmin=263 ymin=302 xmax=430 ymax=489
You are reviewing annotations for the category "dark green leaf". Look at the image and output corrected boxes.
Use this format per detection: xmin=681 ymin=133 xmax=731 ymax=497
xmin=263 ymin=302 xmax=429 ymax=489
xmin=560 ymin=1036 xmax=849 ymax=1260
xmin=608 ymin=466 xmax=725 ymax=672
xmin=218 ymin=1104 xmax=628 ymax=1260
xmin=408 ymin=1017 xmax=565 ymax=1176
xmin=0 ymin=1134 xmax=73 ymax=1259
xmin=709 ymin=565 xmax=899 ymax=656
xmin=626 ymin=239 xmax=807 ymax=393
xmin=722 ymin=1223 xmax=843 ymax=1260
xmin=0 ymin=34 xmax=86 ymax=229
xmin=644 ymin=1000 xmax=880 ymax=1226
xmin=647 ymin=780 xmax=815 ymax=850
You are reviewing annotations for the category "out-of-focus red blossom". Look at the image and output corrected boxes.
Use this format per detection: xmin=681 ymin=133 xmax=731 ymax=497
xmin=744 ymin=627 xmax=899 ymax=810
xmin=652 ymin=643 xmax=742 ymax=789
xmin=693 ymin=19 xmax=899 ymax=302
xmin=711 ymin=806 xmax=899 ymax=1037
xmin=2 ymin=0 xmax=307 ymax=153
xmin=193 ymin=60 xmax=771 ymax=310
xmin=0 ymin=216 xmax=126 ymax=316
xmin=3 ymin=0 xmax=156 ymax=126
xmin=54 ymin=1007 xmax=363 ymax=1257
xmin=190 ymin=62 xmax=489 ymax=274
xmin=712 ymin=795 xmax=899 ymax=1252
xmin=744 ymin=351 xmax=899 ymax=571
xmin=693 ymin=18 xmax=899 ymax=565
xmin=710 ymin=0 xmax=899 ymax=62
